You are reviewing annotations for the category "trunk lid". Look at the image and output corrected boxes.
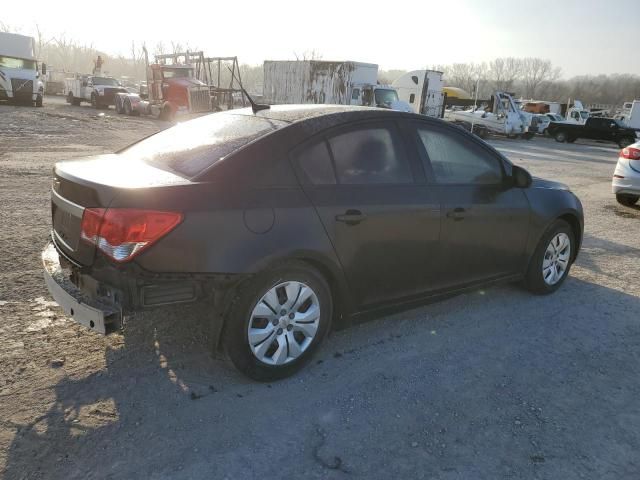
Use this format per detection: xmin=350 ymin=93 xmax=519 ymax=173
xmin=52 ymin=154 xmax=190 ymax=266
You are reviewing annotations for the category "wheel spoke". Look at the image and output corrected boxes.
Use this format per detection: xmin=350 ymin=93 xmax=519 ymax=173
xmin=253 ymin=333 xmax=276 ymax=359
xmin=286 ymin=331 xmax=303 ymax=359
xmin=248 ymin=324 xmax=275 ymax=345
xmin=271 ymin=335 xmax=289 ymax=365
xmin=293 ymin=319 xmax=318 ymax=338
xmin=262 ymin=288 xmax=281 ymax=310
xmin=252 ymin=302 xmax=278 ymax=320
xmin=283 ymin=282 xmax=301 ymax=310
xmin=292 ymin=286 xmax=314 ymax=312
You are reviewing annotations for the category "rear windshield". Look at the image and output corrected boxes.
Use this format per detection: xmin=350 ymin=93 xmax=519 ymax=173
xmin=121 ymin=112 xmax=287 ymax=178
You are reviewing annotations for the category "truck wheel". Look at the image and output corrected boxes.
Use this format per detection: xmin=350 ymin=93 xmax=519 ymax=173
xmin=115 ymin=97 xmax=124 ymax=114
xmin=554 ymin=131 xmax=567 ymax=143
xmin=124 ymin=99 xmax=132 ymax=116
xmin=618 ymin=137 xmax=635 ymax=148
xmin=35 ymin=93 xmax=43 ymax=107
xmin=159 ymin=104 xmax=175 ymax=121
xmin=91 ymin=93 xmax=99 ymax=109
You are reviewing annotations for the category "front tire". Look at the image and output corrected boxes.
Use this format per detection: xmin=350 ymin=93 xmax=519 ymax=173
xmin=91 ymin=93 xmax=99 ymax=108
xmin=616 ymin=194 xmax=639 ymax=206
xmin=524 ymin=219 xmax=574 ymax=295
xmin=223 ymin=262 xmax=332 ymax=381
xmin=35 ymin=92 xmax=43 ymax=107
xmin=123 ymin=99 xmax=132 ymax=116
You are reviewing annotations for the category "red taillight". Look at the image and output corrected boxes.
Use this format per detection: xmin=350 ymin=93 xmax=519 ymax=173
xmin=80 ymin=208 xmax=183 ymax=262
xmin=620 ymin=147 xmax=640 ymax=160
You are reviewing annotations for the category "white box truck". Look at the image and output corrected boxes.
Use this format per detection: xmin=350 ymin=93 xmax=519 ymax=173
xmin=0 ymin=32 xmax=46 ymax=106
xmin=392 ymin=69 xmax=445 ymax=118
xmin=263 ymin=60 xmax=409 ymax=110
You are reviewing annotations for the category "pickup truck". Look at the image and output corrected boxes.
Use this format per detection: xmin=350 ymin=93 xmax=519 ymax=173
xmin=65 ymin=74 xmax=127 ymax=108
xmin=548 ymin=117 xmax=637 ymax=148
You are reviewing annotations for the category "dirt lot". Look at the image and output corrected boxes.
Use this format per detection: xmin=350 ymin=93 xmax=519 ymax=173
xmin=1 ymin=97 xmax=640 ymax=480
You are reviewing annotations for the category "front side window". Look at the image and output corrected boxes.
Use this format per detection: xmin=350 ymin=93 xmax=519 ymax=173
xmin=417 ymin=127 xmax=503 ymax=185
xmin=92 ymin=77 xmax=120 ymax=86
xmin=351 ymin=88 xmax=360 ymax=100
xmin=328 ymin=124 xmax=412 ymax=185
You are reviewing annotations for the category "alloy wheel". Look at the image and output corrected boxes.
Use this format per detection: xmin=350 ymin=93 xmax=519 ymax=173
xmin=247 ymin=281 xmax=320 ymax=365
xmin=542 ymin=233 xmax=571 ymax=285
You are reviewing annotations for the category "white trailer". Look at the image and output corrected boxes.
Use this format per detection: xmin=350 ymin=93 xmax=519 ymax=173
xmin=392 ymin=69 xmax=444 ymax=118
xmin=0 ymin=32 xmax=46 ymax=106
xmin=263 ymin=60 xmax=408 ymax=110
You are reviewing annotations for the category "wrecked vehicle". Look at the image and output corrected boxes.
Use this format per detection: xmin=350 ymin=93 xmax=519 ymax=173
xmin=263 ymin=60 xmax=410 ymax=111
xmin=42 ymin=105 xmax=584 ymax=380
xmin=445 ymin=91 xmax=537 ymax=139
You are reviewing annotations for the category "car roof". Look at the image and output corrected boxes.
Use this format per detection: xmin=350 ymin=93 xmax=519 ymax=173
xmin=221 ymin=104 xmax=419 ymax=130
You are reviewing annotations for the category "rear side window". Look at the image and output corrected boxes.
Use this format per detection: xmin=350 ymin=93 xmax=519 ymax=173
xmin=328 ymin=125 xmax=412 ymax=185
xmin=417 ymin=127 xmax=503 ymax=185
xmin=293 ymin=140 xmax=337 ymax=185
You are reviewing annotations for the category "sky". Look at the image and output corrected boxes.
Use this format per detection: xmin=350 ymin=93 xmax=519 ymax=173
xmin=3 ymin=0 xmax=640 ymax=78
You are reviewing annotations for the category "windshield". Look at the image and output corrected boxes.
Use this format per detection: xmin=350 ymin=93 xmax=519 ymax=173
xmin=92 ymin=77 xmax=120 ymax=86
xmin=121 ymin=112 xmax=287 ymax=177
xmin=374 ymin=89 xmax=399 ymax=107
xmin=0 ymin=56 xmax=36 ymax=70
xmin=163 ymin=68 xmax=192 ymax=79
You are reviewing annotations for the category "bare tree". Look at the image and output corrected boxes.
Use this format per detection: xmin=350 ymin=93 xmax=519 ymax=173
xmin=488 ymin=57 xmax=522 ymax=92
xmin=293 ymin=50 xmax=323 ymax=61
xmin=521 ymin=58 xmax=561 ymax=98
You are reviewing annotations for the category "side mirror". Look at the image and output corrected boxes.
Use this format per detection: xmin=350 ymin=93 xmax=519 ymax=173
xmin=512 ymin=165 xmax=532 ymax=188
xmin=41 ymin=63 xmax=47 ymax=75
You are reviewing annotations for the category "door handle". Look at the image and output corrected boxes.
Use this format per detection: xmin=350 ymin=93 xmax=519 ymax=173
xmin=446 ymin=207 xmax=466 ymax=221
xmin=335 ymin=209 xmax=367 ymax=225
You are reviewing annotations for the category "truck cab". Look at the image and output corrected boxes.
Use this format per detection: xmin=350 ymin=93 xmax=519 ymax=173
xmin=0 ymin=32 xmax=45 ymax=106
xmin=350 ymin=85 xmax=410 ymax=111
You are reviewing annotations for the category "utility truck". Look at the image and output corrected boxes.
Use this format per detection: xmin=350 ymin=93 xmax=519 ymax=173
xmin=619 ymin=100 xmax=640 ymax=130
xmin=65 ymin=74 xmax=128 ymax=108
xmin=263 ymin=60 xmax=410 ymax=111
xmin=0 ymin=32 xmax=46 ymax=106
xmin=444 ymin=91 xmax=536 ymax=139
xmin=114 ymin=50 xmax=211 ymax=120
xmin=392 ymin=69 xmax=445 ymax=118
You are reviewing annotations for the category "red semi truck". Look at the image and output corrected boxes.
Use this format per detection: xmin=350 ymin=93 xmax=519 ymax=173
xmin=115 ymin=50 xmax=211 ymax=121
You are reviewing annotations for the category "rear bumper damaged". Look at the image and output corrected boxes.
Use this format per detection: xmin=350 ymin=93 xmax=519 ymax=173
xmin=42 ymin=240 xmax=235 ymax=334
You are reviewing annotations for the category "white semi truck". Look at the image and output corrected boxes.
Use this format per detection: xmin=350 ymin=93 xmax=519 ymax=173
xmin=263 ymin=60 xmax=410 ymax=111
xmin=0 ymin=32 xmax=46 ymax=106
xmin=392 ymin=69 xmax=445 ymax=118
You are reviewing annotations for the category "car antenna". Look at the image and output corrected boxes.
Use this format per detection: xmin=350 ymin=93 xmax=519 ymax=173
xmin=226 ymin=66 xmax=270 ymax=114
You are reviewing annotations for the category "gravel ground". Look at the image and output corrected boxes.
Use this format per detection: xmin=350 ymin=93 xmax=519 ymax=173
xmin=1 ymin=97 xmax=639 ymax=479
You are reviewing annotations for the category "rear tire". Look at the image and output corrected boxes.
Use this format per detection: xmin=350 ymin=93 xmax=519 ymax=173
xmin=222 ymin=262 xmax=332 ymax=381
xmin=618 ymin=137 xmax=635 ymax=148
xmin=616 ymin=194 xmax=639 ymax=206
xmin=554 ymin=131 xmax=567 ymax=143
xmin=524 ymin=219 xmax=574 ymax=295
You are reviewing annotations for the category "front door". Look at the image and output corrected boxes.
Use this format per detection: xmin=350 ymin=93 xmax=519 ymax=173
xmin=413 ymin=122 xmax=530 ymax=288
xmin=292 ymin=120 xmax=442 ymax=308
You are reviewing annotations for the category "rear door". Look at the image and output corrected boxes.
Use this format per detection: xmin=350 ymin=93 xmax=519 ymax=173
xmin=412 ymin=122 xmax=530 ymax=288
xmin=292 ymin=120 xmax=442 ymax=308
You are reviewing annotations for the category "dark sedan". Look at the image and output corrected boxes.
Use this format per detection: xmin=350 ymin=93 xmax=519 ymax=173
xmin=42 ymin=105 xmax=584 ymax=380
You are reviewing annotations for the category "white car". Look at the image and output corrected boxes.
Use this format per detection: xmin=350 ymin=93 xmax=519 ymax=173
xmin=612 ymin=141 xmax=640 ymax=206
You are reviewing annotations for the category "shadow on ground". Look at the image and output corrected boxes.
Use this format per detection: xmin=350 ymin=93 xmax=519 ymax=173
xmin=4 ymin=277 xmax=640 ymax=479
